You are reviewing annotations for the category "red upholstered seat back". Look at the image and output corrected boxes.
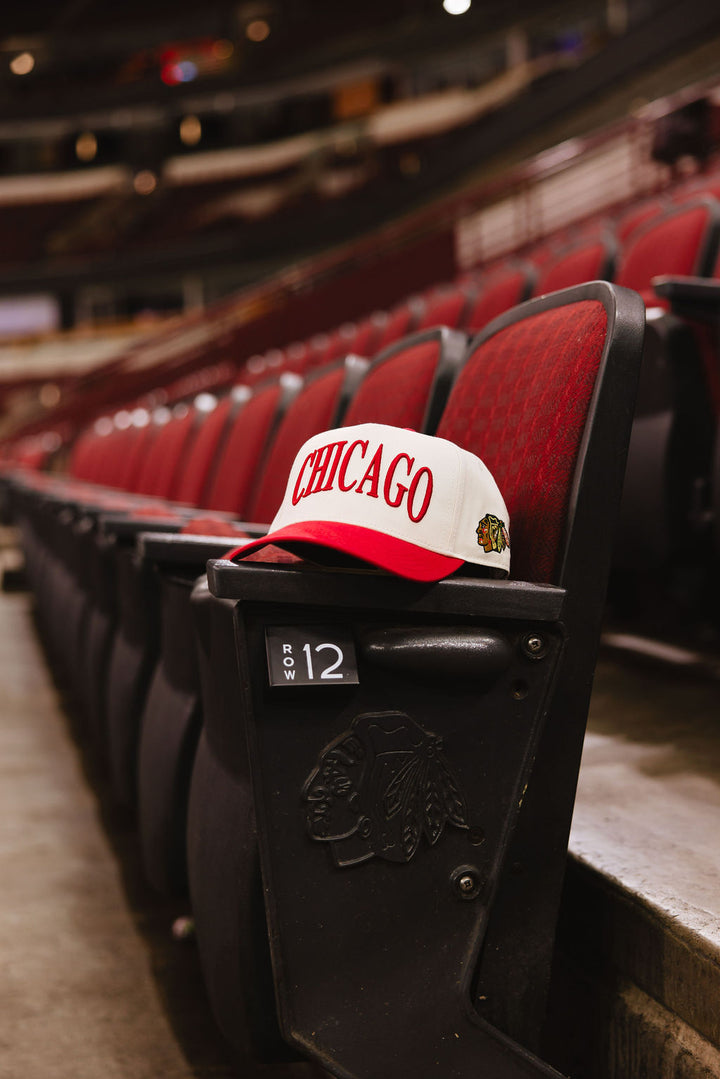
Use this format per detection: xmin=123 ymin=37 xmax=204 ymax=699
xmin=248 ymin=365 xmax=348 ymax=523
xmin=92 ymin=425 xmax=133 ymax=486
xmin=116 ymin=420 xmax=157 ymax=490
xmin=436 ymin=299 xmax=608 ymax=583
xmin=465 ymin=268 xmax=532 ymax=333
xmin=416 ymin=285 xmax=473 ymax=331
xmin=202 ymin=383 xmax=283 ymax=514
xmin=173 ymin=395 xmax=234 ymax=506
xmin=348 ymin=314 xmax=385 ymax=358
xmin=615 ymin=202 xmax=719 ymax=304
xmin=674 ymin=176 xmax=720 ymax=205
xmin=134 ymin=407 xmax=197 ymax=498
xmin=373 ymin=299 xmax=423 ymax=352
xmin=533 ymin=240 xmax=614 ymax=296
xmin=342 ymin=338 xmax=441 ymax=431
xmin=69 ymin=428 xmax=101 ymax=480
xmin=614 ymin=198 xmax=665 ymax=242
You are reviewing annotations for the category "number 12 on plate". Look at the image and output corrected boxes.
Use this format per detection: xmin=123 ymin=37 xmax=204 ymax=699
xmin=265 ymin=626 xmax=360 ymax=687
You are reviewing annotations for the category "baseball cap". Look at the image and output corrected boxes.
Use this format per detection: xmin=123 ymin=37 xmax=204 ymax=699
xmin=227 ymin=423 xmax=510 ymax=581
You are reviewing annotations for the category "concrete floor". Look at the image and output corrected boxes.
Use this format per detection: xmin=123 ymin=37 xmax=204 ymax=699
xmin=2 ymin=532 xmax=720 ymax=1077
xmin=0 ymin=584 xmax=237 ymax=1079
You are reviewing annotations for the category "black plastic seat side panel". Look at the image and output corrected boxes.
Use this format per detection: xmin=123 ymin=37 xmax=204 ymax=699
xmin=224 ymin=576 xmax=566 ymax=1077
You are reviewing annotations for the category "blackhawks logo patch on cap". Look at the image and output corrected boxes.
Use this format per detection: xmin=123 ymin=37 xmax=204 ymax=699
xmin=476 ymin=513 xmax=509 ymax=555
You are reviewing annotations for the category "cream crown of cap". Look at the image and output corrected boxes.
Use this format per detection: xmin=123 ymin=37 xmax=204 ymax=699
xmin=231 ymin=423 xmax=510 ymax=581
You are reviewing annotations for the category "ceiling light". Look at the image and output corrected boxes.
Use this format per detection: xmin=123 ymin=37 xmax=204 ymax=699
xmin=179 ymin=114 xmax=202 ymax=146
xmin=246 ymin=19 xmax=270 ymax=42
xmin=10 ymin=51 xmax=34 ymax=75
xmin=442 ymin=0 xmax=471 ymax=13
xmin=75 ymin=131 xmax=98 ymax=162
xmin=133 ymin=170 xmax=157 ymax=195
xmin=212 ymin=39 xmax=234 ymax=60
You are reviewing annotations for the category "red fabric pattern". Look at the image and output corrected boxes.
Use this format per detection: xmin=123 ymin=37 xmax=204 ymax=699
xmin=417 ymin=288 xmax=470 ymax=331
xmin=465 ymin=270 xmax=529 ymax=333
xmin=436 ymin=300 xmax=608 ymax=583
xmin=248 ymin=366 xmax=346 ymax=523
xmin=342 ymin=339 xmax=440 ymax=431
xmin=616 ymin=205 xmax=712 ymax=292
xmin=202 ymin=384 xmax=282 ymax=514
xmin=533 ymin=242 xmax=611 ymax=295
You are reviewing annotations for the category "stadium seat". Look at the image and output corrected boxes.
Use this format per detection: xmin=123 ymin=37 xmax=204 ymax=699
xmin=185 ymin=281 xmax=645 ymax=1072
xmin=531 ymin=233 xmax=617 ymax=295
xmin=372 ymin=295 xmax=425 ymax=351
xmin=136 ymin=355 xmax=370 ymax=893
xmin=415 ymin=281 xmax=477 ymax=331
xmin=104 ymin=374 xmax=303 ymax=806
xmin=135 ymin=325 xmax=468 ymax=893
xmin=610 ymin=198 xmax=720 ymax=627
xmin=614 ymin=197 xmax=720 ymax=305
xmin=613 ymin=196 xmax=667 ymax=242
xmin=464 ymin=263 xmax=535 ymax=333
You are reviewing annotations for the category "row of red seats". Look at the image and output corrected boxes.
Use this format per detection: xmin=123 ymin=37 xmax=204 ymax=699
xmin=6 ymin=281 xmax=646 ymax=1078
xmin=49 ymin=194 xmax=720 ymax=521
xmin=5 ymin=177 xmax=720 ymax=661
xmin=4 ymin=155 xmax=720 ymax=477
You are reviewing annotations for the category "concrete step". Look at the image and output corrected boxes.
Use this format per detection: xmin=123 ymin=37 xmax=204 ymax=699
xmin=546 ymin=656 xmax=720 ymax=1078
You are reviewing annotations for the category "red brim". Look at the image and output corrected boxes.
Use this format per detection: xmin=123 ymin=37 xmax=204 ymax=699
xmin=224 ymin=520 xmax=464 ymax=582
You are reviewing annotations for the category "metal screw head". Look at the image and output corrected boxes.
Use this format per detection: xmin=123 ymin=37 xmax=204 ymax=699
xmin=171 ymin=915 xmax=195 ymax=942
xmin=452 ymin=866 xmax=481 ymax=900
xmin=522 ymin=633 xmax=547 ymax=659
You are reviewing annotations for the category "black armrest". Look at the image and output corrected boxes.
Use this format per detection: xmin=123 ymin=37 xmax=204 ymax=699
xmin=99 ymin=512 xmax=190 ymax=541
xmin=138 ymin=526 xmax=268 ymax=567
xmin=207 ymin=558 xmax=566 ymax=621
xmin=652 ymin=275 xmax=720 ymax=324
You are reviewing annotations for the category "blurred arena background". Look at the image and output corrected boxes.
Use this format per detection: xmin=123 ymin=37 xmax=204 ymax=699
xmin=3 ymin=4 xmax=720 ymax=1078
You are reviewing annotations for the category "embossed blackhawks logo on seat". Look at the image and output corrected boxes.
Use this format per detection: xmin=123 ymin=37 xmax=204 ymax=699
xmin=476 ymin=513 xmax=509 ymax=554
xmin=302 ymin=711 xmax=468 ymax=868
